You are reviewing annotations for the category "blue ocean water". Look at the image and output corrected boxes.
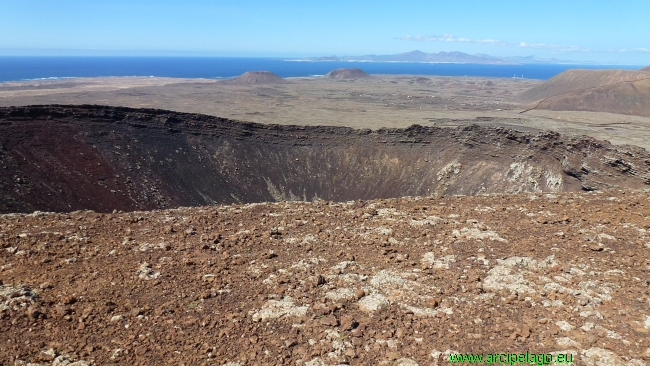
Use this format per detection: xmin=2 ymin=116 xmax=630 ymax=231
xmin=0 ymin=57 xmax=643 ymax=82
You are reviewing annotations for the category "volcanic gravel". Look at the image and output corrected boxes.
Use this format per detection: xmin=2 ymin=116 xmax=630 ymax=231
xmin=2 ymin=190 xmax=650 ymax=365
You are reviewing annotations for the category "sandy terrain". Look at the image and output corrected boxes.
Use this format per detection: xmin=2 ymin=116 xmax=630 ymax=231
xmin=2 ymin=75 xmax=650 ymax=150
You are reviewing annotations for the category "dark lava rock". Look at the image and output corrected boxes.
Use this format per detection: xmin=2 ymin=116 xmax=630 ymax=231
xmin=1 ymin=105 xmax=649 ymax=213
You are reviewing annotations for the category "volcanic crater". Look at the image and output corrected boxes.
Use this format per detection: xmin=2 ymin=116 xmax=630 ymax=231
xmin=1 ymin=105 xmax=650 ymax=214
xmin=3 ymin=104 xmax=650 ymax=366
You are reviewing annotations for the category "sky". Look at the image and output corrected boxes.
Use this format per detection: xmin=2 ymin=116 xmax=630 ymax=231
xmin=1 ymin=0 xmax=649 ymax=65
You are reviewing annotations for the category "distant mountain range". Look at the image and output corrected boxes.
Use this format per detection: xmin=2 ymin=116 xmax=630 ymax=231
xmin=295 ymin=50 xmax=585 ymax=65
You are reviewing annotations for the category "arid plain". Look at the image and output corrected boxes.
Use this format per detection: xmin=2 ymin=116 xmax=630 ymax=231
xmin=2 ymin=73 xmax=650 ymax=149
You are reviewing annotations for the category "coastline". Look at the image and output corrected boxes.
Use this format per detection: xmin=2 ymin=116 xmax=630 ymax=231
xmin=0 ymin=57 xmax=643 ymax=82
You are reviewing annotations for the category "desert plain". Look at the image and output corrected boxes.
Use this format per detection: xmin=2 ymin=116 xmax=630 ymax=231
xmin=1 ymin=72 xmax=650 ymax=149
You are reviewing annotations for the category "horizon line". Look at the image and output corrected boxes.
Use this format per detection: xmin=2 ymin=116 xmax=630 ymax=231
xmin=0 ymin=49 xmax=644 ymax=66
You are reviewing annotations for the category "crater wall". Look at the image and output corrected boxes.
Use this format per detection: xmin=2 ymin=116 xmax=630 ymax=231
xmin=1 ymin=105 xmax=649 ymax=213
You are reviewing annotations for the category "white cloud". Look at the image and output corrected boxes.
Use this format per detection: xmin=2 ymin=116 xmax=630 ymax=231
xmin=617 ymin=48 xmax=650 ymax=53
xmin=399 ymin=34 xmax=650 ymax=55
xmin=398 ymin=34 xmax=483 ymax=46
xmin=398 ymin=34 xmax=592 ymax=52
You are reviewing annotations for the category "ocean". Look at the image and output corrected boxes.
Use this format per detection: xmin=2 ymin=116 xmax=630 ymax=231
xmin=0 ymin=57 xmax=642 ymax=83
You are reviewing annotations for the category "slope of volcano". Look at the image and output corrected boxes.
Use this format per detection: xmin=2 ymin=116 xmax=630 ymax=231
xmin=222 ymin=71 xmax=288 ymax=85
xmin=517 ymin=69 xmax=650 ymax=103
xmin=324 ymin=68 xmax=370 ymax=79
xmin=1 ymin=105 xmax=650 ymax=214
xmin=517 ymin=69 xmax=650 ymax=117
xmin=528 ymin=79 xmax=650 ymax=117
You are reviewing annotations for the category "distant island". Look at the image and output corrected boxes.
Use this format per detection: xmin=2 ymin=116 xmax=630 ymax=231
xmin=293 ymin=50 xmax=584 ymax=65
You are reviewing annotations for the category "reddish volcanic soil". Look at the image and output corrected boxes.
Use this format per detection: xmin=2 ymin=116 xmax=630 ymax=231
xmin=2 ymin=190 xmax=650 ymax=365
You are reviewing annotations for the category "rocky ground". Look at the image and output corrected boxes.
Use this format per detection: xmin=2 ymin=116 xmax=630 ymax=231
xmin=2 ymin=189 xmax=650 ymax=365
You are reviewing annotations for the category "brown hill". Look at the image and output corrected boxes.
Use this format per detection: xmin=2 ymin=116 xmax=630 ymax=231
xmin=325 ymin=68 xmax=370 ymax=79
xmin=517 ymin=69 xmax=650 ymax=117
xmin=531 ymin=78 xmax=650 ymax=117
xmin=223 ymin=71 xmax=287 ymax=85
xmin=516 ymin=69 xmax=650 ymax=103
xmin=1 ymin=105 xmax=650 ymax=213
xmin=641 ymin=65 xmax=650 ymax=72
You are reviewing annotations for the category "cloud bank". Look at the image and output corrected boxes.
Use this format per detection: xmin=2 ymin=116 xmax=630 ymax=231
xmin=398 ymin=34 xmax=649 ymax=53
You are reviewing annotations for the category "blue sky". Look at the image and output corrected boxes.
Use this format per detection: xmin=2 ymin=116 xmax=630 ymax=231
xmin=1 ymin=0 xmax=649 ymax=64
